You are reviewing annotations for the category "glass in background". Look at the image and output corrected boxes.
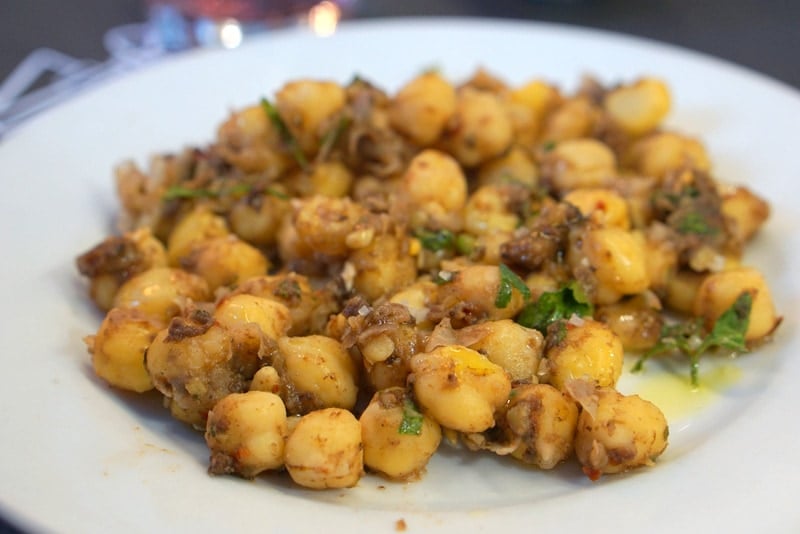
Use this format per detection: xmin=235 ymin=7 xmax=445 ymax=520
xmin=144 ymin=0 xmax=357 ymax=50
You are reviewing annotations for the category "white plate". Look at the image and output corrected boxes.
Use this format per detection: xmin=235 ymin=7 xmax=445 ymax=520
xmin=1 ymin=18 xmax=799 ymax=533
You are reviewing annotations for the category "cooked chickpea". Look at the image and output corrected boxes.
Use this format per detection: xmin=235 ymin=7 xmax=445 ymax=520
xmin=85 ymin=307 xmax=162 ymax=392
xmin=216 ymin=104 xmax=292 ymax=175
xmin=388 ymin=71 xmax=456 ymax=146
xmin=214 ymin=294 xmax=292 ymax=340
xmin=113 ymin=267 xmax=211 ymax=322
xmin=463 ymin=185 xmax=520 ymax=236
xmin=595 ymin=295 xmax=663 ymax=351
xmin=693 ymin=267 xmax=781 ymax=341
xmin=461 ymin=319 xmax=544 ymax=382
xmin=166 ymin=207 xmax=230 ymax=266
xmin=275 ymin=335 xmax=358 ymax=412
xmin=506 ymin=383 xmax=579 ymax=469
xmin=443 ymin=87 xmax=513 ymax=167
xmin=181 ymin=235 xmax=268 ymax=291
xmin=720 ymin=185 xmax=770 ymax=245
xmin=231 ymin=273 xmax=338 ymax=336
xmin=545 ymin=138 xmax=617 ymax=193
xmin=563 ymin=188 xmax=631 ymax=229
xmin=284 ymin=408 xmax=363 ymax=489
xmin=206 ymin=391 xmax=288 ymax=478
xmin=293 ymin=195 xmax=367 ymax=258
xmin=274 ymin=79 xmax=346 ymax=155
xmin=249 ymin=366 xmax=282 ymax=395
xmin=545 ymin=319 xmax=624 ymax=391
xmin=349 ymin=233 xmax=418 ymax=302
xmin=476 ymin=146 xmax=539 ymax=189
xmin=229 ymin=192 xmax=290 ymax=246
xmin=360 ymin=388 xmax=442 ymax=481
xmin=436 ymin=264 xmax=529 ymax=323
xmin=572 ymin=227 xmax=650 ymax=305
xmin=401 ymin=149 xmax=467 ymax=228
xmin=410 ymin=345 xmax=511 ymax=433
xmin=146 ymin=311 xmax=261 ymax=428
xmin=603 ymin=77 xmax=671 ymax=136
xmin=540 ymin=97 xmax=596 ymax=143
xmin=626 ymin=132 xmax=711 ymax=179
xmin=574 ymin=387 xmax=668 ymax=479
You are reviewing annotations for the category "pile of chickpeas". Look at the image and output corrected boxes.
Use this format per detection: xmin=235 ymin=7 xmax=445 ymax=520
xmin=77 ymin=68 xmax=780 ymax=489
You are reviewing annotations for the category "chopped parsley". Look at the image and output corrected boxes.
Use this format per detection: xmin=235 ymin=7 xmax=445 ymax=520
xmin=260 ymin=97 xmax=309 ymax=170
xmin=633 ymin=292 xmax=752 ymax=386
xmin=516 ymin=281 xmax=593 ymax=333
xmin=495 ymin=264 xmax=531 ymax=309
xmin=415 ymin=229 xmax=456 ymax=252
xmin=677 ymin=212 xmax=718 ymax=235
xmin=163 ymin=183 xmax=251 ymax=200
xmin=317 ymin=115 xmax=351 ymax=161
xmin=398 ymin=398 xmax=424 ymax=436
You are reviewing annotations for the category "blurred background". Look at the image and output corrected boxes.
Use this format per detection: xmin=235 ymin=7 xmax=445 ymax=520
xmin=2 ymin=1 xmax=798 ymax=86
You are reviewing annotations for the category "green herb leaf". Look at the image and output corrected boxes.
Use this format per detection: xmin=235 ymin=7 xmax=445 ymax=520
xmin=163 ymin=183 xmax=251 ymax=201
xmin=455 ymin=233 xmax=476 ymax=256
xmin=416 ymin=229 xmax=455 ymax=252
xmin=317 ymin=115 xmax=351 ymax=161
xmin=677 ymin=212 xmax=718 ymax=235
xmin=495 ymin=264 xmax=532 ymax=309
xmin=632 ymin=292 xmax=752 ymax=386
xmin=698 ymin=291 xmax=751 ymax=354
xmin=516 ymin=281 xmax=593 ymax=333
xmin=261 ymin=97 xmax=309 ymax=170
xmin=398 ymin=398 xmax=424 ymax=436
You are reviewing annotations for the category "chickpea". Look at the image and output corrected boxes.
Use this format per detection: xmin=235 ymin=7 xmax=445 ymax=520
xmin=388 ymin=71 xmax=457 ymax=146
xmin=603 ymin=77 xmax=671 ymax=137
xmin=720 ymin=185 xmax=770 ymax=246
xmin=626 ymin=132 xmax=711 ymax=180
xmin=85 ymin=307 xmax=162 ymax=393
xmin=181 ymin=235 xmax=269 ymax=292
xmin=293 ymin=195 xmax=367 ymax=258
xmin=284 ymin=408 xmax=364 ymax=489
xmin=216 ymin=104 xmax=292 ymax=175
xmin=229 ymin=192 xmax=290 ymax=246
xmin=113 ymin=267 xmax=211 ymax=323
xmin=206 ymin=391 xmax=288 ymax=478
xmin=76 ymin=227 xmax=168 ymax=311
xmin=545 ymin=319 xmax=624 ymax=391
xmin=435 ymin=264 xmax=529 ymax=324
xmin=146 ymin=311 xmax=261 ymax=428
xmin=461 ymin=319 xmax=544 ymax=382
xmin=360 ymin=388 xmax=442 ymax=481
xmin=275 ymin=335 xmax=358 ymax=413
xmin=595 ymin=295 xmax=663 ymax=352
xmin=563 ymin=188 xmax=631 ymax=230
xmin=274 ymin=79 xmax=347 ymax=155
xmin=570 ymin=226 xmax=650 ymax=305
xmin=231 ymin=273 xmax=338 ymax=336
xmin=443 ymin=87 xmax=514 ymax=167
xmin=476 ymin=146 xmax=539 ymax=189
xmin=349 ymin=233 xmax=418 ymax=302
xmin=693 ymin=267 xmax=781 ymax=342
xmin=214 ymin=294 xmax=292 ymax=340
xmin=410 ymin=345 xmax=511 ymax=433
xmin=544 ymin=138 xmax=617 ymax=193
xmin=506 ymin=383 xmax=579 ymax=469
xmin=166 ymin=207 xmax=230 ymax=266
xmin=401 ymin=149 xmax=467 ymax=229
xmin=463 ymin=185 xmax=520 ymax=236
xmin=540 ymin=98 xmax=597 ymax=143
xmin=574 ymin=387 xmax=669 ymax=480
